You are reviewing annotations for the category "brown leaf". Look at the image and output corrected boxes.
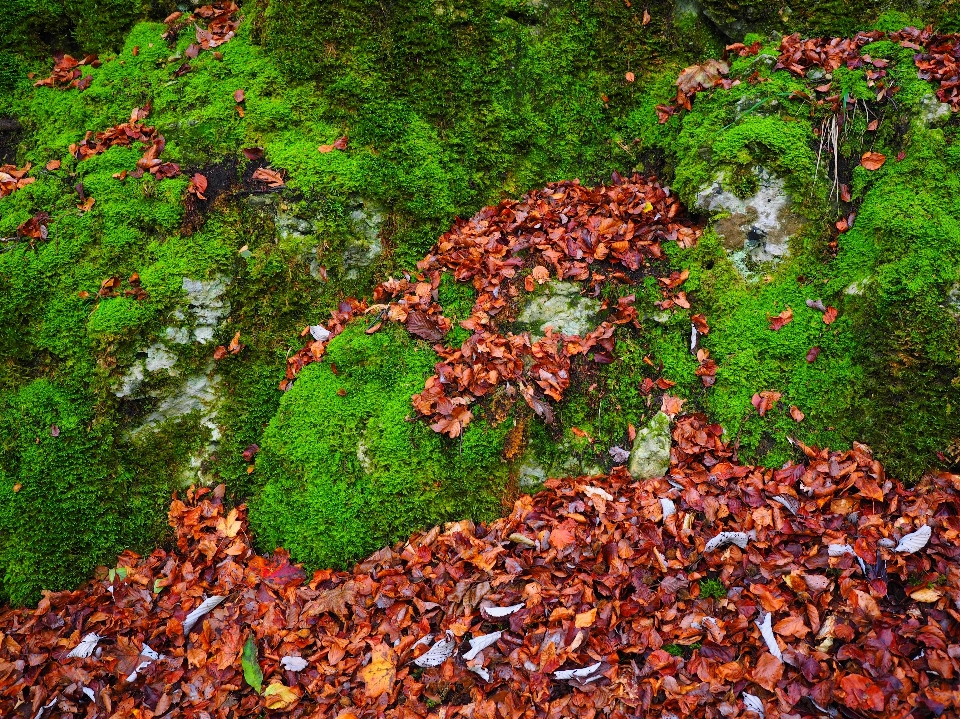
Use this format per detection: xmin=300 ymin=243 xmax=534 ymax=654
xmin=405 ymin=311 xmax=446 ymax=342
xmin=861 ymin=151 xmax=886 ymax=170
xmin=642 ymin=9 xmax=651 ymax=25
xmin=751 ymin=652 xmax=783 ymax=691
xmin=789 ymin=405 xmax=805 ymax=422
xmin=233 ymin=88 xmax=245 ymax=103
xmin=660 ymin=394 xmax=685 ymax=418
xmin=752 ymin=391 xmax=781 ymax=417
xmin=625 ymin=71 xmax=635 ymax=82
xmin=691 ymin=313 xmax=709 ymax=334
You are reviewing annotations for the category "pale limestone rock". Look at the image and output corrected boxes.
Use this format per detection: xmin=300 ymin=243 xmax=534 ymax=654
xmin=516 ymin=280 xmax=602 ymax=338
xmin=629 ymin=412 xmax=672 ymax=480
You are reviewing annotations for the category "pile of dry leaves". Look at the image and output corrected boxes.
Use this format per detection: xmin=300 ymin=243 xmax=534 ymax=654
xmin=162 ymin=2 xmax=241 ymax=51
xmin=1 ymin=413 xmax=958 ymax=718
xmin=0 ymin=163 xmax=34 ymax=199
xmin=33 ymin=54 xmax=100 ymax=90
xmin=69 ymin=106 xmax=180 ymax=180
xmin=282 ymin=174 xmax=702 ymax=436
xmin=659 ymin=26 xmax=960 ymax=123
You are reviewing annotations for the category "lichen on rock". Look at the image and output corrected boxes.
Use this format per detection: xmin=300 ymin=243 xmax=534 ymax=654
xmin=628 ymin=411 xmax=672 ymax=480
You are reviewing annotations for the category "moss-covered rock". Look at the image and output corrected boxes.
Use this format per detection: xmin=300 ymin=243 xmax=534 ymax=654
xmin=249 ymin=322 xmax=511 ymax=569
xmin=0 ymin=0 xmax=959 ymax=603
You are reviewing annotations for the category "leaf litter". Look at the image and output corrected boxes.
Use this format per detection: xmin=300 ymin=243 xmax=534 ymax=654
xmin=281 ymin=174 xmax=703 ymax=437
xmin=2 ymin=416 xmax=958 ymax=717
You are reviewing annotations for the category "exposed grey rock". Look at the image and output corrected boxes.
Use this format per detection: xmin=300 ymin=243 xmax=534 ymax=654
xmin=629 ymin=412 xmax=672 ymax=480
xmin=845 ymin=278 xmax=870 ymax=296
xmin=343 ymin=197 xmax=385 ymax=279
xmin=919 ymin=92 xmax=952 ymax=126
xmin=116 ymin=343 xmax=179 ymax=398
xmin=515 ymin=280 xmax=602 ymax=338
xmin=276 ymin=212 xmax=315 ymax=241
xmin=696 ymin=168 xmax=804 ymax=272
xmin=356 ymin=438 xmax=374 ymax=474
xmin=515 ymin=446 xmax=603 ymax=490
xmin=946 ymin=284 xmax=960 ymax=316
xmin=173 ymin=276 xmax=230 ymax=344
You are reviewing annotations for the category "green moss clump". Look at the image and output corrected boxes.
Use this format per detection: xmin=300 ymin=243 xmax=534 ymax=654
xmin=250 ymin=322 xmax=510 ymax=570
xmin=0 ymin=380 xmax=176 ymax=605
xmin=698 ymin=577 xmax=726 ymax=599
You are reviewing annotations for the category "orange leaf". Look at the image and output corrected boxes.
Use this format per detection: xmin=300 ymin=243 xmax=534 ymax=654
xmin=768 ymin=307 xmax=793 ymax=330
xmin=661 ymin=394 xmax=685 ymax=417
xmin=574 ymin=608 xmax=597 ymax=628
xmin=751 ymin=652 xmax=783 ymax=691
xmin=625 ymin=71 xmax=635 ymax=82
xmin=822 ymin=306 xmax=838 ymax=324
xmin=861 ymin=151 xmax=886 ymax=170
xmin=789 ymin=405 xmax=804 ymax=422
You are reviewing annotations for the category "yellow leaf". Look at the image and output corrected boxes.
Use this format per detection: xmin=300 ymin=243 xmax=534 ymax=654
xmin=359 ymin=642 xmax=396 ymax=699
xmin=909 ymin=587 xmax=941 ymax=603
xmin=263 ymin=682 xmax=300 ymax=710
xmin=574 ymin=608 xmax=597 ymax=628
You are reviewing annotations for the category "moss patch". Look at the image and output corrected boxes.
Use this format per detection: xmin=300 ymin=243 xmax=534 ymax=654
xmin=250 ymin=322 xmax=510 ymax=570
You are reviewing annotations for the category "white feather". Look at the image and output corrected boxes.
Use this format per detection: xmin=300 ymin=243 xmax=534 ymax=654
xmin=413 ymin=630 xmax=456 ymax=667
xmin=309 ymin=325 xmax=330 ymax=342
xmin=755 ymin=611 xmax=782 ymax=660
xmin=66 ymin=633 xmax=101 ymax=659
xmin=827 ymin=543 xmax=855 ymax=557
xmin=742 ymin=692 xmax=765 ymax=717
xmin=705 ymin=531 xmax=749 ymax=552
xmin=895 ymin=524 xmax=931 ymax=553
xmin=463 ymin=632 xmax=501 ymax=661
xmin=182 ymin=595 xmax=226 ymax=635
xmin=469 ymin=665 xmax=490 ymax=681
xmin=582 ymin=485 xmax=613 ymax=502
xmin=482 ymin=603 xmax=524 ymax=618
xmin=659 ymin=497 xmax=676 ymax=519
xmin=125 ymin=643 xmax=164 ymax=682
xmin=280 ymin=655 xmax=308 ymax=672
xmin=771 ymin=494 xmax=799 ymax=515
xmin=553 ymin=661 xmax=602 ymax=681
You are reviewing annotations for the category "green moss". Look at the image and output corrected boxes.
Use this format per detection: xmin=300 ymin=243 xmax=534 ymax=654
xmin=699 ymin=577 xmax=725 ymax=599
xmin=0 ymin=379 xmax=176 ymax=605
xmin=250 ymin=322 xmax=510 ymax=570
xmin=664 ymin=643 xmax=684 ymax=657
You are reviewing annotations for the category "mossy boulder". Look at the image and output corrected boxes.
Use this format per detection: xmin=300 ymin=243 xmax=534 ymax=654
xmin=249 ymin=322 xmax=512 ymax=569
xmin=0 ymin=0 xmax=959 ymax=604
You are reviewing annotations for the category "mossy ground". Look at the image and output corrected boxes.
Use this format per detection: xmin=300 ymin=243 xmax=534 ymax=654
xmin=0 ymin=1 xmax=958 ymax=604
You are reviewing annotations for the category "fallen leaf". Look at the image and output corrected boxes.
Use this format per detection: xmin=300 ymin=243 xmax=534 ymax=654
xmin=822 ymin=306 xmax=838 ymax=324
xmin=233 ymin=88 xmax=245 ymax=103
xmin=861 ymin=151 xmax=886 ymax=170
xmin=242 ymin=635 xmax=263 ymax=693
xmin=789 ymin=405 xmax=805 ymax=422
xmin=263 ymin=682 xmax=300 ymax=710
xmin=625 ymin=71 xmax=635 ymax=82
xmin=768 ymin=307 xmax=793 ymax=331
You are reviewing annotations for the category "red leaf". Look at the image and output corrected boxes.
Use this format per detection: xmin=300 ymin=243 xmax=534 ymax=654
xmin=806 ymin=346 xmax=821 ymax=363
xmin=768 ymin=307 xmax=793 ymax=331
xmin=822 ymin=306 xmax=838 ymax=324
xmin=233 ymin=88 xmax=245 ymax=103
